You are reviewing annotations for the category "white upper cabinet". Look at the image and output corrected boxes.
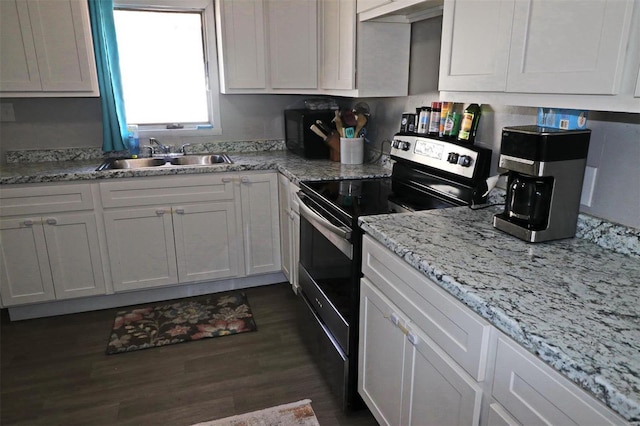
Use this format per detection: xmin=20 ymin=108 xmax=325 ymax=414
xmin=217 ymin=0 xmax=410 ymax=97
xmin=0 ymin=0 xmax=99 ymax=97
xmin=507 ymin=0 xmax=634 ymax=95
xmin=439 ymin=0 xmax=640 ymax=112
xmin=267 ymin=0 xmax=318 ymax=89
xmin=319 ymin=0 xmax=356 ymax=90
xmin=215 ymin=0 xmax=267 ymax=90
xmin=439 ymin=0 xmax=514 ymax=92
xmin=216 ymin=0 xmax=317 ymax=93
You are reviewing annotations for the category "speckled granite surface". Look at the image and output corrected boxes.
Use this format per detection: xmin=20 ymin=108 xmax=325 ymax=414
xmin=0 ymin=150 xmax=391 ymax=185
xmin=359 ymin=207 xmax=640 ymax=423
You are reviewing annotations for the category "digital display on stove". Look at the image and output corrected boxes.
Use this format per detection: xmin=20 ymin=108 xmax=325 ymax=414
xmin=414 ymin=139 xmax=444 ymax=160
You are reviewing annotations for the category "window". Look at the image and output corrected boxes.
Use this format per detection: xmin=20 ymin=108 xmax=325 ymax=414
xmin=113 ymin=0 xmax=221 ymax=137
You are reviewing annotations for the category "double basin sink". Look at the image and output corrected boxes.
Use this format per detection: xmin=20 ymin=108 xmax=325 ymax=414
xmin=96 ymin=154 xmax=233 ymax=171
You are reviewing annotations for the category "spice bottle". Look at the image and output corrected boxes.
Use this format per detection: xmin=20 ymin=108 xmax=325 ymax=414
xmin=457 ymin=104 xmax=481 ymax=144
xmin=439 ymin=102 xmax=451 ymax=137
xmin=428 ymin=102 xmax=441 ymax=136
xmin=417 ymin=106 xmax=431 ymax=134
xmin=443 ymin=108 xmax=462 ymax=139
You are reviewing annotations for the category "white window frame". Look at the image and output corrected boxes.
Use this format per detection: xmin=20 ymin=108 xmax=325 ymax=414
xmin=114 ymin=0 xmax=222 ymax=138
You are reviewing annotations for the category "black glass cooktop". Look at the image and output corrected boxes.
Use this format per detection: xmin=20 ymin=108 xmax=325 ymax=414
xmin=302 ymin=178 xmax=394 ymax=219
xmin=301 ymin=175 xmax=463 ymax=226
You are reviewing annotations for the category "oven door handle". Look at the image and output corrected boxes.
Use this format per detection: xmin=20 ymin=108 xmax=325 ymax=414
xmin=296 ymin=193 xmax=351 ymax=241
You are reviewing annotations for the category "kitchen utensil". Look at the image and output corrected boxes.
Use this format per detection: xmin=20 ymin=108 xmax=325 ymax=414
xmin=333 ymin=110 xmax=345 ymax=137
xmin=352 ymin=102 xmax=370 ymax=117
xmin=342 ymin=109 xmax=357 ymax=128
xmin=345 ymin=127 xmax=355 ymax=138
xmin=316 ymin=120 xmax=332 ymax=135
xmin=310 ymin=124 xmax=328 ymax=140
xmin=354 ymin=114 xmax=368 ymax=136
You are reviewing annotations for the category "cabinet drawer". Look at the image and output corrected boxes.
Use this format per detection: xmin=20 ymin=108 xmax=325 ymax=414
xmin=0 ymin=183 xmax=94 ymax=216
xmin=362 ymin=235 xmax=491 ymax=381
xmin=99 ymin=174 xmax=235 ymax=208
xmin=492 ymin=334 xmax=625 ymax=425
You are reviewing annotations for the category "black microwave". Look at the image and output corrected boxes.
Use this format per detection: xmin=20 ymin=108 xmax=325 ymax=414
xmin=284 ymin=109 xmax=336 ymax=159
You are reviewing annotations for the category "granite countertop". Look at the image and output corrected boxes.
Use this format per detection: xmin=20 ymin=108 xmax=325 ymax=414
xmin=0 ymin=150 xmax=391 ymax=185
xmin=3 ymin=148 xmax=639 ymax=421
xmin=359 ymin=207 xmax=640 ymax=423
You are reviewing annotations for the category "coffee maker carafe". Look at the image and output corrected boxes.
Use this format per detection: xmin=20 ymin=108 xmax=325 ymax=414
xmin=493 ymin=125 xmax=591 ymax=242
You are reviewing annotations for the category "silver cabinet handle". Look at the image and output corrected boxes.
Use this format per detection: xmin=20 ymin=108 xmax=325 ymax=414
xmin=222 ymin=177 xmax=232 ymax=183
xmin=23 ymin=219 xmax=34 ymax=226
xmin=156 ymin=209 xmax=166 ymax=216
xmin=174 ymin=208 xmax=185 ymax=214
xmin=241 ymin=176 xmax=250 ymax=183
xmin=407 ymin=332 xmax=419 ymax=346
xmin=46 ymin=218 xmax=57 ymax=225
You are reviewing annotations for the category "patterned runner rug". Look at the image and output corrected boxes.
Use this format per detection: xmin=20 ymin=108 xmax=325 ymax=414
xmin=192 ymin=399 xmax=320 ymax=426
xmin=106 ymin=291 xmax=256 ymax=354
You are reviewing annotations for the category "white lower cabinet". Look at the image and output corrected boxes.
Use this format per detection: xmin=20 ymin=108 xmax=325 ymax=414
xmin=239 ymin=173 xmax=281 ymax=276
xmin=489 ymin=332 xmax=626 ymax=426
xmin=278 ymin=173 xmax=300 ymax=293
xmin=100 ymin=175 xmax=241 ymax=292
xmin=360 ymin=235 xmax=628 ymax=426
xmin=360 ymin=278 xmax=482 ymax=426
xmin=0 ymin=184 xmax=106 ymax=306
xmin=359 ymin=235 xmax=488 ymax=425
xmin=103 ymin=202 xmax=239 ymax=291
xmin=100 ymin=172 xmax=280 ymax=293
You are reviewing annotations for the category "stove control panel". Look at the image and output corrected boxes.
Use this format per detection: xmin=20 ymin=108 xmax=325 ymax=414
xmin=391 ymin=135 xmax=481 ymax=179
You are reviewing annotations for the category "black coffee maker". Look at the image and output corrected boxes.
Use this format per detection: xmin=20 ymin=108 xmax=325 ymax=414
xmin=493 ymin=126 xmax=591 ymax=242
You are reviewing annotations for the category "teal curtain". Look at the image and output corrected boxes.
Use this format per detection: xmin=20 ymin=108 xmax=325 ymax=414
xmin=88 ymin=0 xmax=128 ymax=152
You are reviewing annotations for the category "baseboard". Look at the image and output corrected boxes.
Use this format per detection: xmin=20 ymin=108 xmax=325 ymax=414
xmin=7 ymin=272 xmax=287 ymax=321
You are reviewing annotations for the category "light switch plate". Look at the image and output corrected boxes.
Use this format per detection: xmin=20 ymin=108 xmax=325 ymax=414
xmin=580 ymin=166 xmax=597 ymax=207
xmin=1 ymin=103 xmax=16 ymax=122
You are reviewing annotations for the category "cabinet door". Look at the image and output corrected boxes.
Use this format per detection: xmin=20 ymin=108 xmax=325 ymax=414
xmin=319 ymin=0 xmax=356 ymax=90
xmin=216 ymin=0 xmax=267 ymax=90
xmin=173 ymin=202 xmax=240 ymax=283
xmin=439 ymin=0 xmax=514 ymax=92
xmin=239 ymin=173 xmax=281 ymax=275
xmin=492 ymin=335 xmax=625 ymax=425
xmin=359 ymin=278 xmax=406 ymax=426
xmin=267 ymin=0 xmax=318 ymax=89
xmin=507 ymin=0 xmax=634 ymax=94
xmin=43 ymin=213 xmax=106 ymax=299
xmin=278 ymin=174 xmax=293 ymax=283
xmin=28 ymin=0 xmax=97 ymax=92
xmin=0 ymin=218 xmax=55 ymax=305
xmin=0 ymin=0 xmax=42 ymax=91
xmin=104 ymin=207 xmax=178 ymax=291
xmin=403 ymin=325 xmax=483 ymax=426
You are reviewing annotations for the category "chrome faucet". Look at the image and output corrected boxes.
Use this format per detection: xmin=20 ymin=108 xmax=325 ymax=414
xmin=149 ymin=137 xmax=171 ymax=154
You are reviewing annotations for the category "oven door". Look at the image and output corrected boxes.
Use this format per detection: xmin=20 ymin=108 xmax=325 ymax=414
xmin=296 ymin=192 xmax=354 ymax=355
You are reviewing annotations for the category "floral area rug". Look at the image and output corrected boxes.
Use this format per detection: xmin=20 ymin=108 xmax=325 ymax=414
xmin=192 ymin=399 xmax=320 ymax=426
xmin=106 ymin=292 xmax=256 ymax=354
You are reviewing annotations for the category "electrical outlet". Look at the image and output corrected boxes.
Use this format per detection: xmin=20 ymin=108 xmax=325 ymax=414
xmin=1 ymin=103 xmax=16 ymax=122
xmin=580 ymin=166 xmax=597 ymax=207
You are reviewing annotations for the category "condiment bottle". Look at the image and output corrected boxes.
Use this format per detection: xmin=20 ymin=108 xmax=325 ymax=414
xmin=457 ymin=104 xmax=481 ymax=144
xmin=417 ymin=106 xmax=431 ymax=134
xmin=443 ymin=107 xmax=461 ymax=139
xmin=439 ymin=102 xmax=451 ymax=137
xmin=428 ymin=102 xmax=441 ymax=136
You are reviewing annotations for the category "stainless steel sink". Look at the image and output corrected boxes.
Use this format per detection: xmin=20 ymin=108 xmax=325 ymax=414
xmin=96 ymin=153 xmax=232 ymax=171
xmin=110 ymin=158 xmax=167 ymax=169
xmin=169 ymin=154 xmax=233 ymax=166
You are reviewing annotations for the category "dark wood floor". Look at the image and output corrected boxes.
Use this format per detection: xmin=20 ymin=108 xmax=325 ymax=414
xmin=1 ymin=283 xmax=378 ymax=426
